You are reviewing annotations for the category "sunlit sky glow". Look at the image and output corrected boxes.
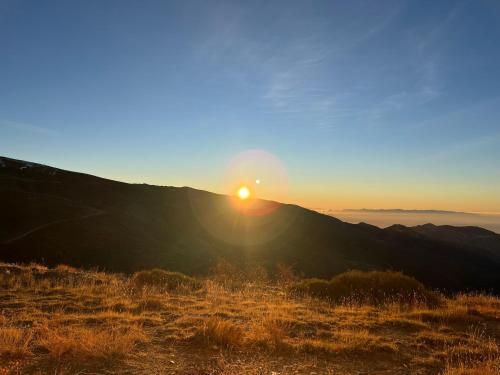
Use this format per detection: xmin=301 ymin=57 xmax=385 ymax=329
xmin=1 ymin=0 xmax=500 ymax=212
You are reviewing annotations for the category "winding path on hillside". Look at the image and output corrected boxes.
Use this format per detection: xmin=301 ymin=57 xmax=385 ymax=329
xmin=2 ymin=209 xmax=105 ymax=245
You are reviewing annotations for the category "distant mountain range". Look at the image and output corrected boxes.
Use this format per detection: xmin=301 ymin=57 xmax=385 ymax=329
xmin=343 ymin=208 xmax=477 ymax=215
xmin=1 ymin=156 xmax=500 ymax=292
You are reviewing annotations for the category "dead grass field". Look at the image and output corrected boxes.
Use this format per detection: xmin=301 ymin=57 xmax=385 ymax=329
xmin=1 ymin=263 xmax=499 ymax=374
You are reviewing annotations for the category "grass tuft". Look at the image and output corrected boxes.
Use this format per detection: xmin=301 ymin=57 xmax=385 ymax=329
xmin=0 ymin=327 xmax=33 ymax=359
xmin=194 ymin=317 xmax=243 ymax=349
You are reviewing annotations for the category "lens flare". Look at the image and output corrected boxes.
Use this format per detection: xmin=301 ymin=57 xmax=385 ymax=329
xmin=223 ymin=149 xmax=289 ymax=207
xmin=186 ymin=149 xmax=295 ymax=247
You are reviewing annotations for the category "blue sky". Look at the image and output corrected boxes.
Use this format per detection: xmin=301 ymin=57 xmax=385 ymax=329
xmin=1 ymin=0 xmax=500 ymax=211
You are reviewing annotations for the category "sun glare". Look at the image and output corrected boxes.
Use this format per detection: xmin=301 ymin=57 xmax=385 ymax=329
xmin=237 ymin=186 xmax=250 ymax=200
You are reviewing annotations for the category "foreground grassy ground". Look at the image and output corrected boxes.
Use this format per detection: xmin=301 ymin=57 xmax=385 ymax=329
xmin=1 ymin=263 xmax=499 ymax=374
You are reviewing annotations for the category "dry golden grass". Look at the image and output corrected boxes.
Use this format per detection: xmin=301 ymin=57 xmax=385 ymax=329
xmin=38 ymin=325 xmax=147 ymax=364
xmin=194 ymin=317 xmax=244 ymax=349
xmin=250 ymin=314 xmax=290 ymax=349
xmin=442 ymin=359 xmax=500 ymax=374
xmin=298 ymin=327 xmax=398 ymax=356
xmin=1 ymin=261 xmax=499 ymax=374
xmin=0 ymin=327 xmax=32 ymax=359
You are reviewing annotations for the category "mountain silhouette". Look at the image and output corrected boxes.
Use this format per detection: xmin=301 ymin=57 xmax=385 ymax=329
xmin=1 ymin=156 xmax=499 ymax=292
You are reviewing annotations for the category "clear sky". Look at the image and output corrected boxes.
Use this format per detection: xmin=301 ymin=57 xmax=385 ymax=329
xmin=1 ymin=0 xmax=500 ymax=212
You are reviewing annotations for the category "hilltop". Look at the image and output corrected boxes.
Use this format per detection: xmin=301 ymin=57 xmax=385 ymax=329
xmin=1 ymin=156 xmax=500 ymax=292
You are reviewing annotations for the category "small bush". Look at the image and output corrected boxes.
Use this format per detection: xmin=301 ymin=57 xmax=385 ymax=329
xmin=289 ymin=270 xmax=440 ymax=307
xmin=210 ymin=258 xmax=245 ymax=288
xmin=275 ymin=263 xmax=300 ymax=285
xmin=210 ymin=258 xmax=269 ymax=289
xmin=132 ymin=269 xmax=202 ymax=292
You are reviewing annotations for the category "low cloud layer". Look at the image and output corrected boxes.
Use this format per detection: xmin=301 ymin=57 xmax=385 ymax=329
xmin=320 ymin=209 xmax=500 ymax=234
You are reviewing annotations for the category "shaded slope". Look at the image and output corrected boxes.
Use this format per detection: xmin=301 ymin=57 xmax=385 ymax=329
xmin=1 ymin=156 xmax=500 ymax=292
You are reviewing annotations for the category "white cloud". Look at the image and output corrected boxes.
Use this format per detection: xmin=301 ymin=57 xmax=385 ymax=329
xmin=0 ymin=120 xmax=57 ymax=135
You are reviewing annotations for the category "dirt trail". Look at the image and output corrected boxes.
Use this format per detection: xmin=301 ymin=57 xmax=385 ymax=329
xmin=2 ymin=209 xmax=105 ymax=244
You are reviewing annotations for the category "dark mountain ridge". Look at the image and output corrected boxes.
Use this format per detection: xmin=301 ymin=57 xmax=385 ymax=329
xmin=1 ymin=156 xmax=500 ymax=292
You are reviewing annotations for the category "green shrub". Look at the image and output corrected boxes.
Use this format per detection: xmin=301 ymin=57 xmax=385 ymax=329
xmin=289 ymin=270 xmax=440 ymax=307
xmin=132 ymin=269 xmax=202 ymax=292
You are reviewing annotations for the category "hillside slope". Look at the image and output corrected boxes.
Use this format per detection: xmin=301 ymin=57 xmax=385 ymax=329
xmin=1 ymin=156 xmax=500 ymax=292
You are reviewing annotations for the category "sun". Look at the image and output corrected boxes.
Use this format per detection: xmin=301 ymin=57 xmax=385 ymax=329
xmin=237 ymin=185 xmax=250 ymax=200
